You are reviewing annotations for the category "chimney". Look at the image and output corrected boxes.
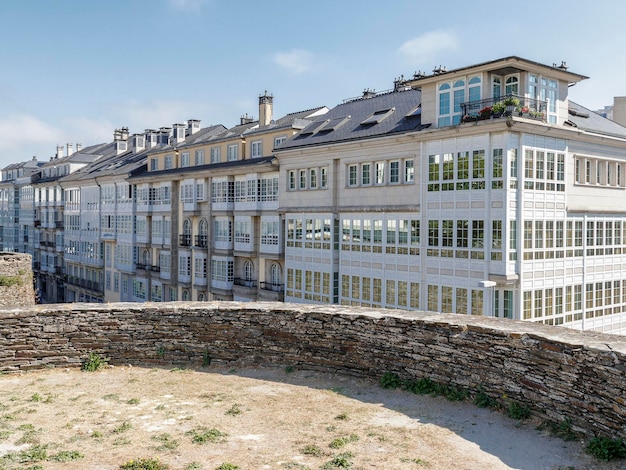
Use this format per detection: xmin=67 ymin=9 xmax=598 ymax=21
xmin=362 ymin=88 xmax=376 ymax=99
xmin=113 ymin=129 xmax=122 ymax=141
xmin=120 ymin=127 xmax=130 ymax=141
xmin=56 ymin=145 xmax=64 ymax=159
xmin=66 ymin=143 xmax=73 ymax=157
xmin=187 ymin=119 xmax=201 ymax=135
xmin=75 ymin=143 xmax=82 ymax=153
xmin=240 ymin=114 xmax=254 ymax=125
xmin=259 ymin=91 xmax=273 ymax=126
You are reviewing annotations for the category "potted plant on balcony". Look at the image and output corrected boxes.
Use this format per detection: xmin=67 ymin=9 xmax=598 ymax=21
xmin=491 ymin=101 xmax=505 ymax=118
xmin=479 ymin=106 xmax=492 ymax=120
xmin=503 ymin=96 xmax=520 ymax=116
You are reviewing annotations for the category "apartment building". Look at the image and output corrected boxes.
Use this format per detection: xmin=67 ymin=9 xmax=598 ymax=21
xmin=129 ymin=93 xmax=328 ymax=302
xmin=30 ymin=143 xmax=107 ymax=302
xmin=0 ymin=158 xmax=43 ymax=253
xmin=2 ymin=55 xmax=625 ymax=335
xmin=276 ymin=56 xmax=626 ymax=335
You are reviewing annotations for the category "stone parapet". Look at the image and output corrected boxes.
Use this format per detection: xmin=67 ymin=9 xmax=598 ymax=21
xmin=0 ymin=302 xmax=625 ymax=440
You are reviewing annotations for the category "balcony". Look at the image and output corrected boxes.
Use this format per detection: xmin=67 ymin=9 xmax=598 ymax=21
xmin=460 ymin=95 xmax=547 ymax=123
xmin=150 ymin=265 xmax=161 ymax=273
xmin=55 ymin=220 xmax=64 ymax=229
xmin=179 ymin=234 xmax=192 ymax=247
xmin=195 ymin=234 xmax=208 ymax=248
xmin=55 ymin=266 xmax=65 ymax=275
xmin=135 ymin=263 xmax=150 ymax=271
xmin=234 ymin=278 xmax=257 ymax=288
xmin=260 ymin=282 xmax=284 ymax=292
xmin=34 ymin=220 xmax=41 ymax=227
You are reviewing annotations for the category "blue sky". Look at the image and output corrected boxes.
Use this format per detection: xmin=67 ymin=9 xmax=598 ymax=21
xmin=0 ymin=0 xmax=624 ymax=168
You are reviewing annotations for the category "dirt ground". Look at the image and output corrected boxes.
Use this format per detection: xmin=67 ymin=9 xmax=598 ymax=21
xmin=0 ymin=365 xmax=621 ymax=470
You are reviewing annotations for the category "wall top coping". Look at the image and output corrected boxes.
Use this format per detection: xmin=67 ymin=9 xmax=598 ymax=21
xmin=3 ymin=301 xmax=626 ymax=355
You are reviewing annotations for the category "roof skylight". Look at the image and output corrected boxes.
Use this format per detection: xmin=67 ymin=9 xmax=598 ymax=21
xmin=360 ymin=108 xmax=395 ymax=125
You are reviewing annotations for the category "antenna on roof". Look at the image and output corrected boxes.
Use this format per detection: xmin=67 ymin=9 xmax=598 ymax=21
xmin=433 ymin=65 xmax=446 ymax=75
xmin=413 ymin=70 xmax=426 ymax=79
xmin=557 ymin=61 xmax=568 ymax=70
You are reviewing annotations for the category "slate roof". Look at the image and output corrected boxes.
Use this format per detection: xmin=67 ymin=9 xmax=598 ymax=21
xmin=277 ymin=89 xmax=425 ymax=150
xmin=149 ymin=124 xmax=228 ymax=152
xmin=566 ymin=101 xmax=626 ymax=138
xmin=59 ymin=143 xmax=143 ymax=183
xmin=242 ymin=106 xmax=328 ymax=137
xmin=130 ymin=155 xmax=275 ymax=179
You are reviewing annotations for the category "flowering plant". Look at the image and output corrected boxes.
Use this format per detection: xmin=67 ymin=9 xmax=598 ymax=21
xmin=479 ymin=106 xmax=492 ymax=118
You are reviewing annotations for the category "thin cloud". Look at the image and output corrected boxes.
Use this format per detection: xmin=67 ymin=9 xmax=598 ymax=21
xmin=398 ymin=30 xmax=458 ymax=66
xmin=168 ymin=0 xmax=209 ymax=12
xmin=273 ymin=49 xmax=314 ymax=75
xmin=0 ymin=115 xmax=62 ymax=152
xmin=107 ymin=99 xmax=212 ymax=131
xmin=62 ymin=117 xmax=114 ymax=144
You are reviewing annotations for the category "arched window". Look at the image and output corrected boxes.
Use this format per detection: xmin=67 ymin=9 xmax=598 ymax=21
xmin=142 ymin=249 xmax=150 ymax=266
xmin=181 ymin=218 xmax=192 ymax=246
xmin=452 ymin=80 xmax=465 ymax=124
xmin=244 ymin=260 xmax=254 ymax=281
xmin=182 ymin=289 xmax=190 ymax=301
xmin=198 ymin=218 xmax=208 ymax=236
xmin=492 ymin=77 xmax=501 ymax=100
xmin=468 ymin=76 xmax=481 ymax=103
xmin=505 ymin=76 xmax=519 ymax=96
xmin=438 ymin=83 xmax=451 ymax=127
xmin=198 ymin=292 xmax=206 ymax=301
xmin=270 ymin=263 xmax=282 ymax=286
xmin=197 ymin=218 xmax=208 ymax=247
xmin=183 ymin=218 xmax=192 ymax=235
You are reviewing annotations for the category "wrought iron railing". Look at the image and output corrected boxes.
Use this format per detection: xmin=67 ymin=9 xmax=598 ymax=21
xmin=195 ymin=235 xmax=208 ymax=247
xmin=234 ymin=278 xmax=257 ymax=288
xmin=260 ymin=282 xmax=284 ymax=292
xmin=460 ymin=94 xmax=547 ymax=122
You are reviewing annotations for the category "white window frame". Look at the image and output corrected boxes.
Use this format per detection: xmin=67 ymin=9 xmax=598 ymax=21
xmin=181 ymin=152 xmax=190 ymax=168
xmin=227 ymin=144 xmax=238 ymax=161
xmin=195 ymin=149 xmax=205 ymax=165
xmin=251 ymin=140 xmax=263 ymax=158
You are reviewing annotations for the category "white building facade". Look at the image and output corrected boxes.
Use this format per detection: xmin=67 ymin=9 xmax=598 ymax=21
xmin=277 ymin=56 xmax=626 ymax=335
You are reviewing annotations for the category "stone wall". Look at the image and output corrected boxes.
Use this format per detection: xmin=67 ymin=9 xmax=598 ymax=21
xmin=0 ymin=252 xmax=35 ymax=308
xmin=1 ymin=302 xmax=625 ymax=441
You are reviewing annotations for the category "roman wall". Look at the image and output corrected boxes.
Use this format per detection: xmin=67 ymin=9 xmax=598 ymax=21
xmin=1 ymin=302 xmax=625 ymax=441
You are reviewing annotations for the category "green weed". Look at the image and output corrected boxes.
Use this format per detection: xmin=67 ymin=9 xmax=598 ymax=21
xmin=586 ymin=436 xmax=626 ymax=461
xmin=82 ymin=352 xmax=107 ymax=372
xmin=120 ymin=457 xmax=169 ymax=469
xmin=187 ymin=427 xmax=226 ymax=444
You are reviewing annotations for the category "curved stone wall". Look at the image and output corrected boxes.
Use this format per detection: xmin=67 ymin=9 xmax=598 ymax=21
xmin=0 ymin=302 xmax=625 ymax=441
xmin=0 ymin=252 xmax=35 ymax=308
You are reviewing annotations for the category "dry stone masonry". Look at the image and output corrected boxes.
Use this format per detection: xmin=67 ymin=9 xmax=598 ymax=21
xmin=0 ymin=252 xmax=35 ymax=308
xmin=0 ymin=302 xmax=625 ymax=441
